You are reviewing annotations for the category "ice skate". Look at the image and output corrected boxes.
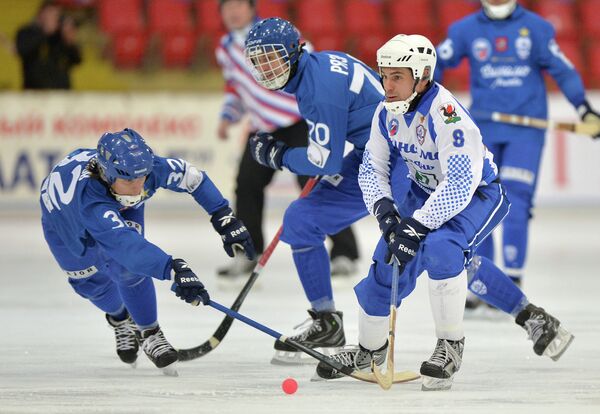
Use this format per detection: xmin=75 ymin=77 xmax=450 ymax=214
xmin=516 ymin=304 xmax=574 ymax=361
xmin=330 ymin=256 xmax=357 ymax=278
xmin=420 ymin=338 xmax=464 ymax=391
xmin=313 ymin=342 xmax=386 ymax=381
xmin=216 ymin=254 xmax=257 ymax=289
xmin=137 ymin=325 xmax=179 ymax=376
xmin=271 ymin=309 xmax=345 ymax=365
xmin=106 ymin=313 xmax=139 ymax=367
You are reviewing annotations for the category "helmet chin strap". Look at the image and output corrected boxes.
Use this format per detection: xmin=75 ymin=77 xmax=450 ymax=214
xmin=110 ymin=189 xmax=144 ymax=208
xmin=383 ymin=78 xmax=420 ymax=115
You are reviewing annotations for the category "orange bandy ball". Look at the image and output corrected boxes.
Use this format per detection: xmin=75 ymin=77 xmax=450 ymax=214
xmin=282 ymin=378 xmax=298 ymax=394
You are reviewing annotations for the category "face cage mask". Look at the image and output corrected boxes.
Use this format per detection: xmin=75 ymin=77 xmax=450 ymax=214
xmin=246 ymin=44 xmax=292 ymax=90
xmin=110 ymin=188 xmax=145 ymax=208
xmin=482 ymin=0 xmax=516 ymax=20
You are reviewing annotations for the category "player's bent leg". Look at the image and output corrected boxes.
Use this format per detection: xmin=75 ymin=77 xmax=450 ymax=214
xmin=137 ymin=325 xmax=179 ymax=375
xmin=105 ymin=312 xmax=139 ymax=366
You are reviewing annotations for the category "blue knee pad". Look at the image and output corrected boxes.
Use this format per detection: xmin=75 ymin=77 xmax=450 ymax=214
xmin=69 ymin=274 xmax=123 ymax=314
xmin=421 ymin=233 xmax=466 ymax=280
xmin=467 ymin=255 xmax=527 ymax=315
xmin=281 ymin=198 xmax=326 ymax=247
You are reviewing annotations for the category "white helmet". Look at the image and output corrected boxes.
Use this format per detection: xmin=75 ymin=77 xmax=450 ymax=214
xmin=377 ymin=34 xmax=437 ymax=115
xmin=481 ymin=0 xmax=517 ymax=20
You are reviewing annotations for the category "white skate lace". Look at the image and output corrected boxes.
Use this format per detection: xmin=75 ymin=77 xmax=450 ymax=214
xmin=114 ymin=321 xmax=137 ymax=351
xmin=429 ymin=340 xmax=450 ymax=367
xmin=142 ymin=330 xmax=174 ymax=358
xmin=292 ymin=317 xmax=323 ymax=341
xmin=524 ymin=317 xmax=545 ymax=344
xmin=330 ymin=346 xmax=376 ymax=370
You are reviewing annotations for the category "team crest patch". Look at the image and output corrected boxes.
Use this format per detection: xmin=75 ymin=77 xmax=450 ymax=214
xmin=472 ymin=38 xmax=491 ymax=62
xmin=416 ymin=124 xmax=426 ymax=145
xmin=439 ymin=103 xmax=461 ymax=124
xmin=388 ymin=118 xmax=399 ymax=136
xmin=495 ymin=36 xmax=508 ymax=52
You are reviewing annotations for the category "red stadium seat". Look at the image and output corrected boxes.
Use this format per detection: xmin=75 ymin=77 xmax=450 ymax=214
xmin=296 ymin=0 xmax=339 ymax=36
xmin=98 ymin=0 xmax=144 ymax=34
xmin=534 ymin=0 xmax=577 ymax=41
xmin=148 ymin=0 xmax=194 ymax=35
xmin=160 ymin=31 xmax=197 ymax=67
xmin=556 ymin=39 xmax=584 ymax=72
xmin=587 ymin=45 xmax=600 ymax=87
xmin=579 ymin=0 xmax=600 ymax=39
xmin=353 ymin=32 xmax=389 ymax=68
xmin=195 ymin=0 xmax=224 ymax=35
xmin=437 ymin=0 xmax=479 ymax=34
xmin=388 ymin=0 xmax=433 ymax=35
xmin=257 ymin=0 xmax=290 ymax=20
xmin=443 ymin=59 xmax=470 ymax=91
xmin=112 ymin=31 xmax=148 ymax=68
xmin=343 ymin=0 xmax=385 ymax=36
xmin=306 ymin=32 xmax=344 ymax=52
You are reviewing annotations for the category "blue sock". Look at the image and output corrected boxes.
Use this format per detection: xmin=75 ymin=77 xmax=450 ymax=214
xmin=107 ymin=305 xmax=128 ymax=321
xmin=118 ymin=277 xmax=158 ymax=328
xmin=467 ymin=256 xmax=528 ymax=316
xmin=292 ymin=245 xmax=335 ymax=312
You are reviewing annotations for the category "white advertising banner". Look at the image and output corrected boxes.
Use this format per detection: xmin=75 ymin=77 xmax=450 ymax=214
xmin=0 ymin=91 xmax=599 ymax=210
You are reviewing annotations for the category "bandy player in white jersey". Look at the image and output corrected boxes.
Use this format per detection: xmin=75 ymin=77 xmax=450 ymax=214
xmin=315 ymin=34 xmax=574 ymax=391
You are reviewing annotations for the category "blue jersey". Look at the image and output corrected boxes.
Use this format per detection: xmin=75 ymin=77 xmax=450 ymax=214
xmin=40 ymin=149 xmax=228 ymax=280
xmin=434 ymin=5 xmax=586 ymax=143
xmin=281 ymin=51 xmax=384 ymax=176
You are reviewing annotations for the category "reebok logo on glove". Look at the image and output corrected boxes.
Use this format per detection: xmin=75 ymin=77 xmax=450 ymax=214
xmin=403 ymin=224 xmax=426 ymax=240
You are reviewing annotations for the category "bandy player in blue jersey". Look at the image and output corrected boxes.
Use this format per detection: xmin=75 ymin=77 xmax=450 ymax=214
xmin=315 ymin=34 xmax=574 ymax=391
xmin=40 ymin=129 xmax=255 ymax=374
xmin=435 ymin=0 xmax=600 ymax=307
xmin=243 ymin=17 xmax=411 ymax=364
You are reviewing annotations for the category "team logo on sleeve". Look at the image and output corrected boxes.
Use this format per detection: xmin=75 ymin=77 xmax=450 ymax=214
xmin=438 ymin=103 xmax=461 ymax=124
xmin=416 ymin=124 xmax=426 ymax=145
xmin=472 ymin=38 xmax=491 ymax=62
xmin=388 ymin=118 xmax=399 ymax=136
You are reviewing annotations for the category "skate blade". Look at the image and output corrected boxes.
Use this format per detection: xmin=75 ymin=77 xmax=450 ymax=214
xmin=544 ymin=326 xmax=575 ymax=361
xmin=127 ymin=361 xmax=137 ymax=369
xmin=421 ymin=375 xmax=454 ymax=391
xmin=271 ymin=347 xmax=341 ymax=366
xmin=160 ymin=363 xmax=179 ymax=377
xmin=311 ymin=370 xmax=420 ymax=384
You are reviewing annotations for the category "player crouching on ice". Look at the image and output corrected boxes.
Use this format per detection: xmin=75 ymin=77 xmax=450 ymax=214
xmin=315 ymin=35 xmax=574 ymax=390
xmin=40 ymin=128 xmax=255 ymax=375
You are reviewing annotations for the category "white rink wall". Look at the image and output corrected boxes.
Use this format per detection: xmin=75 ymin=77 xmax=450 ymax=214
xmin=0 ymin=91 xmax=599 ymax=210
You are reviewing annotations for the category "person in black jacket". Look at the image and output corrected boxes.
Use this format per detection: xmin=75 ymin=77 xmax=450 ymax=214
xmin=16 ymin=1 xmax=81 ymax=89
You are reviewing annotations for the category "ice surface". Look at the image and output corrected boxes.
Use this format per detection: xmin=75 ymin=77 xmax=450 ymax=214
xmin=1 ymin=206 xmax=599 ymax=413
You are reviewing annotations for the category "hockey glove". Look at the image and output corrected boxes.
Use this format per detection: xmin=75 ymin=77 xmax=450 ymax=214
xmin=210 ymin=206 xmax=257 ymax=260
xmin=171 ymin=258 xmax=210 ymax=305
xmin=249 ymin=132 xmax=288 ymax=170
xmin=373 ymin=198 xmax=429 ymax=267
xmin=578 ymin=100 xmax=600 ymax=139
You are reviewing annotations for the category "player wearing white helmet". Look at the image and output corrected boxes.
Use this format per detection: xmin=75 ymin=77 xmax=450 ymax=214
xmin=316 ymin=34 xmax=574 ymax=391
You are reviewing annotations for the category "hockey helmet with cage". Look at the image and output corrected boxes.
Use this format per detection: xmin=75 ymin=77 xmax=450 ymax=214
xmin=245 ymin=17 xmax=303 ymax=90
xmin=480 ymin=0 xmax=517 ymax=20
xmin=377 ymin=34 xmax=437 ymax=115
xmin=96 ymin=128 xmax=154 ymax=184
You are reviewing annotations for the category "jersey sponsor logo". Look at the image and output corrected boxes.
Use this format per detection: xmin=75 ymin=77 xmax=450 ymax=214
xmin=414 ymin=171 xmax=439 ymax=189
xmin=480 ymin=64 xmax=530 ymax=79
xmin=416 ymin=124 xmax=426 ymax=145
xmin=472 ymin=38 xmax=492 ymax=62
xmin=515 ymin=35 xmax=531 ymax=60
xmin=408 ymin=159 xmax=435 ymax=171
xmin=439 ymin=103 xmax=461 ymax=124
xmin=495 ymin=36 xmax=508 ymax=52
xmin=388 ymin=118 xmax=399 ymax=136
xmin=328 ymin=54 xmax=349 ymax=75
xmin=307 ymin=140 xmax=330 ymax=168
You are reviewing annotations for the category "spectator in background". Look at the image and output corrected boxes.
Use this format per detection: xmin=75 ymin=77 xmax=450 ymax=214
xmin=215 ymin=0 xmax=359 ymax=280
xmin=435 ymin=0 xmax=600 ymax=309
xmin=16 ymin=1 xmax=81 ymax=89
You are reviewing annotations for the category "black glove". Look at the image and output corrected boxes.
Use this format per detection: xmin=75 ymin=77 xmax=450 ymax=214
xmin=577 ymin=100 xmax=600 ymax=139
xmin=373 ymin=198 xmax=429 ymax=268
xmin=171 ymin=258 xmax=209 ymax=305
xmin=210 ymin=206 xmax=257 ymax=260
xmin=249 ymin=132 xmax=288 ymax=170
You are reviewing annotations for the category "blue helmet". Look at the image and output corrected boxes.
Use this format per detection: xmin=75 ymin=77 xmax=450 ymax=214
xmin=96 ymin=128 xmax=154 ymax=184
xmin=245 ymin=17 xmax=303 ymax=90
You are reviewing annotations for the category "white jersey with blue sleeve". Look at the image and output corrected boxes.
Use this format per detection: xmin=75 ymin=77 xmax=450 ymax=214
xmin=40 ymin=150 xmax=228 ymax=280
xmin=359 ymin=83 xmax=498 ymax=230
xmin=281 ymin=51 xmax=384 ymax=176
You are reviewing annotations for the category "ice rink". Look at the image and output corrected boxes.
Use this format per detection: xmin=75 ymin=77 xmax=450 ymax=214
xmin=1 ymin=205 xmax=599 ymax=413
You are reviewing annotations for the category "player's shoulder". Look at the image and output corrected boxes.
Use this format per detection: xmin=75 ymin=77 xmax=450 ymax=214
xmin=448 ymin=10 xmax=482 ymax=33
xmin=430 ymin=84 xmax=476 ymax=129
xmin=305 ymin=51 xmax=353 ymax=99
xmin=518 ymin=7 xmax=554 ymax=33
